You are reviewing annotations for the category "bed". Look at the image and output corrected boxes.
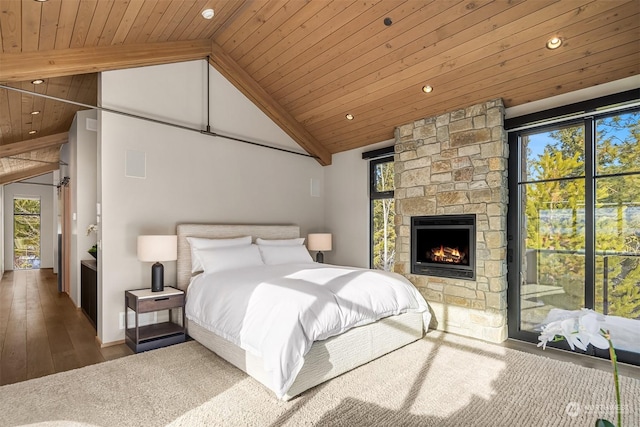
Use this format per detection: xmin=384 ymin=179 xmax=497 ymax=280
xmin=177 ymin=223 xmax=431 ymax=400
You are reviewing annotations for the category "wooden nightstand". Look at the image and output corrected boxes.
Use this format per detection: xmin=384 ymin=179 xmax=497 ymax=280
xmin=125 ymin=287 xmax=186 ymax=353
xmin=80 ymin=260 xmax=97 ymax=330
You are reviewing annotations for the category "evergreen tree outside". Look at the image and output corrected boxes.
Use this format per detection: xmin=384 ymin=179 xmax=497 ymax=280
xmin=13 ymin=197 xmax=41 ymax=270
xmin=594 ymin=113 xmax=640 ymax=319
xmin=521 ymin=110 xmax=639 ymax=328
xmin=373 ymin=198 xmax=395 ymax=271
xmin=371 ymin=158 xmax=395 ymax=271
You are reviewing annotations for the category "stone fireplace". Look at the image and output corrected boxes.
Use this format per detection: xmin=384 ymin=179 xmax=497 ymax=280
xmin=394 ymin=99 xmax=508 ymax=343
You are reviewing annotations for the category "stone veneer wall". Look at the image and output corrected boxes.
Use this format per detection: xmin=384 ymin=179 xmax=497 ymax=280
xmin=394 ymin=99 xmax=508 ymax=343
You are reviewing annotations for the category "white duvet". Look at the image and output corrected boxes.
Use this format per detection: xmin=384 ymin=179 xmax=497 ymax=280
xmin=186 ymin=263 xmax=430 ymax=398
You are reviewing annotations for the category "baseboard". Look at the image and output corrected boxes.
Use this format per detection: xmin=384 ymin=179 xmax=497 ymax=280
xmin=97 ymin=337 xmax=125 ymax=348
xmin=504 ymin=338 xmax=640 ymax=380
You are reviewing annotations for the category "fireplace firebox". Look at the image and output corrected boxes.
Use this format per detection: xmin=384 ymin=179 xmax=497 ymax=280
xmin=411 ymin=214 xmax=476 ymax=280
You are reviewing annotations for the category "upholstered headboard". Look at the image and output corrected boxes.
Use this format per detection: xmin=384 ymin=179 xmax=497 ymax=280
xmin=176 ymin=223 xmax=300 ymax=291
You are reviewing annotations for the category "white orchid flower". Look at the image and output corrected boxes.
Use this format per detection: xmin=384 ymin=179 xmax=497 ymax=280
xmin=576 ymin=312 xmax=610 ymax=350
xmin=561 ymin=317 xmax=586 ymax=351
xmin=537 ymin=309 xmax=620 ymax=427
xmin=537 ymin=319 xmax=566 ymax=349
xmin=86 ymin=224 xmax=98 ymax=236
xmin=536 ymin=309 xmax=610 ymax=352
xmin=537 ymin=323 xmax=560 ymax=349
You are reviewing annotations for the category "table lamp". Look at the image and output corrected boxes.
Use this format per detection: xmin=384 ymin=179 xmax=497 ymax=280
xmin=308 ymin=233 xmax=332 ymax=263
xmin=137 ymin=235 xmax=177 ymax=292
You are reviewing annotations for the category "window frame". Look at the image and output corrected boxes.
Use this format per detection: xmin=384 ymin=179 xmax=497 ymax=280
xmin=13 ymin=196 xmax=42 ymax=270
xmin=364 ymin=146 xmax=395 ymax=270
xmin=369 ymin=156 xmax=395 ymax=200
xmin=506 ymin=90 xmax=639 ymax=365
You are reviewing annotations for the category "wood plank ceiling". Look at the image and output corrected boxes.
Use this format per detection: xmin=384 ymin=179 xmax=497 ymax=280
xmin=0 ymin=0 xmax=638 ymax=182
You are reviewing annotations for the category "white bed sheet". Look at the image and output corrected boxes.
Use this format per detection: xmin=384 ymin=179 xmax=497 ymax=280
xmin=186 ymin=263 xmax=430 ymax=399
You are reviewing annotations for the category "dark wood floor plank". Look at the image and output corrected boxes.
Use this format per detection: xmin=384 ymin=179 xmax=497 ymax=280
xmin=65 ymin=309 xmax=106 ymax=367
xmin=0 ymin=269 xmax=131 ymax=386
xmin=100 ymin=343 xmax=134 ymax=361
xmin=0 ymin=274 xmax=27 ymax=385
xmin=26 ymin=292 xmax=55 ymax=380
xmin=51 ymin=349 xmax=82 ymax=373
xmin=26 ymin=335 xmax=55 ymax=379
xmin=0 ymin=271 xmax=14 ymax=357
xmin=46 ymin=317 xmax=75 ymax=353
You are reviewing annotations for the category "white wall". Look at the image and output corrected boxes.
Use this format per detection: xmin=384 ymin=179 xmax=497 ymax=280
xmin=3 ymin=174 xmax=55 ymax=271
xmin=0 ymin=185 xmax=3 ymax=278
xmin=66 ymin=110 xmax=98 ymax=306
xmin=98 ymin=60 xmax=325 ymax=344
xmin=324 ymin=140 xmax=394 ymax=268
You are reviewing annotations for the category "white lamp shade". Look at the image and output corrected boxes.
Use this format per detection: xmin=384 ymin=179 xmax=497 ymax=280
xmin=137 ymin=235 xmax=177 ymax=262
xmin=307 ymin=233 xmax=332 ymax=251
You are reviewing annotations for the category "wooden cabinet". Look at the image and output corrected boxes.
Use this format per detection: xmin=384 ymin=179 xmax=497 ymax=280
xmin=124 ymin=287 xmax=185 ymax=353
xmin=80 ymin=260 xmax=97 ymax=330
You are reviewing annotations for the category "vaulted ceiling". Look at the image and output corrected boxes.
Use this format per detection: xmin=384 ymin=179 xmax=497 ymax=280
xmin=1 ymin=0 xmax=638 ymax=183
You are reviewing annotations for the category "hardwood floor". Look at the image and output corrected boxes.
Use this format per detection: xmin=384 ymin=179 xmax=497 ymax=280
xmin=0 ymin=268 xmax=132 ymax=386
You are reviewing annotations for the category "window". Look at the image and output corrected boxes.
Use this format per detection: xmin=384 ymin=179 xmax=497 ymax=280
xmin=13 ymin=197 xmax=41 ymax=270
xmin=507 ymin=91 xmax=639 ymax=365
xmin=366 ymin=148 xmax=396 ymax=271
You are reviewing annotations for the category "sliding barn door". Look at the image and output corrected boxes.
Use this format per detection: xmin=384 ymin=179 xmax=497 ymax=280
xmin=60 ymin=184 xmax=71 ymax=295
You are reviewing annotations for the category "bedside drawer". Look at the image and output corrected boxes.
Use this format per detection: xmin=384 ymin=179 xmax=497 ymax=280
xmin=137 ymin=294 xmax=184 ymax=312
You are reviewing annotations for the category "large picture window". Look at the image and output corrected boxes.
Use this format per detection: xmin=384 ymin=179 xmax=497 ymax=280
xmin=507 ymin=91 xmax=639 ymax=365
xmin=364 ymin=147 xmax=396 ymax=271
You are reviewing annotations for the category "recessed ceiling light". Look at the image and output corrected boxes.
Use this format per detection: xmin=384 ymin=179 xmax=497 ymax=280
xmin=31 ymin=79 xmax=44 ymax=85
xmin=31 ymin=111 xmax=40 ymax=115
xmin=33 ymin=0 xmax=49 ymax=2
xmin=546 ymin=36 xmax=562 ymax=49
xmin=201 ymin=9 xmax=214 ymax=19
xmin=345 ymin=114 xmax=354 ymax=120
xmin=422 ymin=85 xmax=434 ymax=93
xmin=29 ymin=130 xmax=37 ymax=134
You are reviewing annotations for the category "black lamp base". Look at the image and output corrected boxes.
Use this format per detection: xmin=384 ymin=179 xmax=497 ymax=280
xmin=151 ymin=262 xmax=164 ymax=292
xmin=315 ymin=251 xmax=324 ymax=263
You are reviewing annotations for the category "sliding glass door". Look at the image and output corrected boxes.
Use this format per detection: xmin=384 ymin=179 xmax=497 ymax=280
xmin=516 ymin=122 xmax=588 ymax=332
xmin=508 ymin=103 xmax=639 ymax=365
xmin=594 ymin=116 xmax=640 ymax=319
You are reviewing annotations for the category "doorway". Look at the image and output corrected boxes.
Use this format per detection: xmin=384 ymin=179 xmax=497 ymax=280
xmin=13 ymin=197 xmax=41 ymax=270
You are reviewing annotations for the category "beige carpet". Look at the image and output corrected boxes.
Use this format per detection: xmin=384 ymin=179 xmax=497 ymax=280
xmin=1 ymin=331 xmax=638 ymax=427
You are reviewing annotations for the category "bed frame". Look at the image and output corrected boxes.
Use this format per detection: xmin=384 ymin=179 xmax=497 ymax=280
xmin=176 ymin=223 xmax=424 ymax=400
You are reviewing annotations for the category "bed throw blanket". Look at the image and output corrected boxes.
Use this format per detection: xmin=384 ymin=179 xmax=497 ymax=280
xmin=186 ymin=263 xmax=431 ymax=398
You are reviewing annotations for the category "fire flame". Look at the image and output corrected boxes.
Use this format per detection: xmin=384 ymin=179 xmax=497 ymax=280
xmin=430 ymin=245 xmax=465 ymax=264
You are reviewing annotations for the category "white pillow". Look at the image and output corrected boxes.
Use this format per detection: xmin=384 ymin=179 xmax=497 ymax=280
xmin=258 ymin=245 xmax=314 ymax=265
xmin=256 ymin=237 xmax=305 ymax=246
xmin=198 ymin=244 xmax=264 ymax=275
xmin=187 ymin=236 xmax=252 ymax=273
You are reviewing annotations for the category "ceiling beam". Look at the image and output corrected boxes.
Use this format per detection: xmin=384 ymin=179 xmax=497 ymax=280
xmin=0 ymin=163 xmax=59 ymax=185
xmin=0 ymin=132 xmax=69 ymax=157
xmin=0 ymin=40 xmax=212 ymax=82
xmin=209 ymin=43 xmax=331 ymax=166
